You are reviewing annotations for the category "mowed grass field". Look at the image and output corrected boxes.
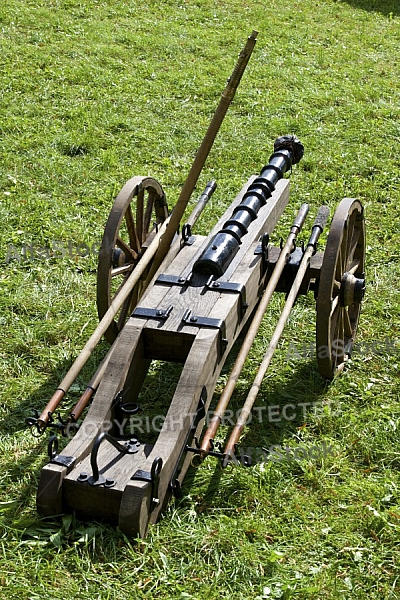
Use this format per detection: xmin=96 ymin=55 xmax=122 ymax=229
xmin=1 ymin=0 xmax=400 ymax=598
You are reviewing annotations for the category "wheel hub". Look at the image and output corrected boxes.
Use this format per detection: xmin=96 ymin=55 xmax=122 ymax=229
xmin=111 ymin=248 xmax=126 ymax=268
xmin=340 ymin=272 xmax=365 ymax=307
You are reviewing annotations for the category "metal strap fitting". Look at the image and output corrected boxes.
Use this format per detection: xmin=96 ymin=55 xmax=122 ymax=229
xmin=77 ymin=433 xmax=141 ymax=488
xmin=131 ymin=305 xmax=173 ymax=320
xmin=155 ymin=274 xmax=191 ymax=287
xmin=155 ymin=274 xmax=248 ymax=317
xmin=131 ymin=457 xmax=163 ymax=511
xmin=181 ymin=309 xmax=228 ymax=352
xmin=170 ymin=388 xmax=207 ymax=498
xmin=180 ymin=223 xmax=196 ymax=247
xmin=48 ymin=435 xmax=76 ymax=469
xmin=205 ymin=278 xmax=248 ymax=316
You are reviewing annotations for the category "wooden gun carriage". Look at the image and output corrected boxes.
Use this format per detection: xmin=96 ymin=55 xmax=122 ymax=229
xmin=28 ymin=32 xmax=366 ymax=538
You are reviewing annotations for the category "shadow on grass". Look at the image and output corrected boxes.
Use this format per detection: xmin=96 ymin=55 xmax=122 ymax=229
xmin=0 ymin=351 xmax=112 ymax=529
xmin=181 ymin=359 xmax=331 ymax=510
xmin=341 ymin=0 xmax=400 ymax=17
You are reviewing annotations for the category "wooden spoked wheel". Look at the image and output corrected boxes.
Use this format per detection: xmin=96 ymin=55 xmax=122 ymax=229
xmin=316 ymin=198 xmax=365 ymax=379
xmin=97 ymin=176 xmax=168 ymax=344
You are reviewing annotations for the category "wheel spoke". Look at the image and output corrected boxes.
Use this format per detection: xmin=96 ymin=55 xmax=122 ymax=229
xmin=330 ymin=295 xmax=340 ymax=317
xmin=125 ymin=204 xmax=140 ymax=253
xmin=116 ymin=237 xmax=137 ymax=260
xmin=340 ymin=220 xmax=349 ymax=273
xmin=136 ymin=188 xmax=145 ymax=245
xmin=345 ymin=228 xmax=359 ymax=271
xmin=343 ymin=308 xmax=353 ymax=339
xmin=348 ymin=259 xmax=361 ymax=275
xmin=330 ymin=300 xmax=341 ymax=348
xmin=333 ymin=307 xmax=345 ymax=366
xmin=347 ymin=230 xmax=360 ymax=267
xmin=129 ymin=284 xmax=140 ymax=313
xmin=111 ymin=264 xmax=134 ymax=277
xmin=117 ymin=291 xmax=135 ymax=331
xmin=111 ymin=272 xmax=130 ymax=304
xmin=334 ymin=246 xmax=342 ymax=283
xmin=143 ymin=193 xmax=154 ymax=237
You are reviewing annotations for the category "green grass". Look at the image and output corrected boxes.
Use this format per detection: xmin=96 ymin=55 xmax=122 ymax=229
xmin=1 ymin=0 xmax=400 ymax=598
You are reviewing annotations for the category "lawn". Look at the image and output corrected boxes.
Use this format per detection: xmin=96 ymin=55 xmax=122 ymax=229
xmin=1 ymin=0 xmax=400 ymax=598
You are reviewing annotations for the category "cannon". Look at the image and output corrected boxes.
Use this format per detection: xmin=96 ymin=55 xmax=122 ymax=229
xmin=28 ymin=32 xmax=366 ymax=538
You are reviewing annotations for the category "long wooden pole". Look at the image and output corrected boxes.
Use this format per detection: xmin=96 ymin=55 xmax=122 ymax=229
xmin=142 ymin=31 xmax=258 ymax=290
xmin=199 ymin=203 xmax=310 ymax=458
xmin=223 ymin=206 xmax=330 ymax=460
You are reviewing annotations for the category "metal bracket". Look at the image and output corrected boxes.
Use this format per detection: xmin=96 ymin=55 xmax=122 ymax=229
xmin=27 ymin=410 xmax=70 ymax=438
xmin=205 ymin=278 xmax=248 ymax=316
xmin=77 ymin=432 xmax=141 ymax=488
xmin=181 ymin=309 xmax=228 ymax=351
xmin=155 ymin=274 xmax=248 ymax=316
xmin=156 ymin=274 xmax=191 ymax=287
xmin=254 ymin=232 xmax=270 ymax=271
xmin=180 ymin=223 xmax=196 ymax=247
xmin=170 ymin=388 xmax=207 ymax=498
xmin=184 ymin=441 xmax=253 ymax=469
xmin=131 ymin=457 xmax=163 ymax=511
xmin=48 ymin=435 xmax=76 ymax=469
xmin=131 ymin=305 xmax=173 ymax=320
xmin=113 ymin=389 xmax=139 ymax=425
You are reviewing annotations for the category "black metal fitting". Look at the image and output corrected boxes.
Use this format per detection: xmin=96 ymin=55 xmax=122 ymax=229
xmin=80 ymin=432 xmax=141 ymax=487
xmin=181 ymin=223 xmax=195 ymax=247
xmin=131 ymin=457 xmax=163 ymax=510
xmin=47 ymin=435 xmax=76 ymax=469
xmin=26 ymin=409 xmax=70 ymax=438
xmin=170 ymin=389 xmax=207 ymax=498
xmin=113 ymin=390 xmax=139 ymax=430
xmin=132 ymin=305 xmax=173 ymax=320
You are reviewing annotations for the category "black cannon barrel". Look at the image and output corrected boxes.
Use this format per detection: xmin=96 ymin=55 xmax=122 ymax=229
xmin=192 ymin=135 xmax=304 ymax=277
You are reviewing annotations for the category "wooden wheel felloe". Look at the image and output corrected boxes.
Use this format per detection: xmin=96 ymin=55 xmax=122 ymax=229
xmin=316 ymin=198 xmax=366 ymax=379
xmin=97 ymin=176 xmax=168 ymax=344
